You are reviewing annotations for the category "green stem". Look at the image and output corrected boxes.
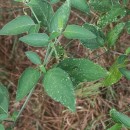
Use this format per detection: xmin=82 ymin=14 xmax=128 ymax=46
xmin=12 ymin=87 xmax=34 ymax=127
xmin=10 ymin=36 xmax=18 ymax=59
xmin=53 ymin=45 xmax=59 ymax=63
xmin=43 ymin=37 xmax=61 ymax=66
xmin=44 ymin=46 xmax=54 ymax=67
xmin=13 ymin=37 xmax=60 ymax=128
xmin=29 ymin=7 xmax=40 ymax=23
xmin=24 ymin=1 xmax=40 ymax=24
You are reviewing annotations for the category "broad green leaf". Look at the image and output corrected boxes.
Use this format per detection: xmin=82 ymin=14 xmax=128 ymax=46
xmin=119 ymin=68 xmax=130 ymax=80
xmin=11 ymin=111 xmax=19 ymax=121
xmin=0 ymin=95 xmax=8 ymax=114
xmin=27 ymin=0 xmax=53 ymax=27
xmin=117 ymin=54 xmax=127 ymax=64
xmin=80 ymin=23 xmax=105 ymax=50
xmin=71 ymin=0 xmax=90 ymax=14
xmin=116 ymin=55 xmax=130 ymax=80
xmin=110 ymin=109 xmax=130 ymax=128
xmin=19 ymin=33 xmax=49 ymax=47
xmin=49 ymin=32 xmax=61 ymax=40
xmin=28 ymin=23 xmax=40 ymax=34
xmin=103 ymin=63 xmax=122 ymax=86
xmin=0 ymin=83 xmax=9 ymax=114
xmin=90 ymin=0 xmax=120 ymax=13
xmin=106 ymin=23 xmax=125 ymax=47
xmin=107 ymin=123 xmax=122 ymax=130
xmin=126 ymin=21 xmax=130 ymax=34
xmin=125 ymin=47 xmax=130 ymax=55
xmin=16 ymin=67 xmax=41 ymax=101
xmin=0 ymin=83 xmax=8 ymax=98
xmin=0 ymin=124 xmax=5 ymax=130
xmin=50 ymin=0 xmax=71 ymax=32
xmin=25 ymin=51 xmax=42 ymax=65
xmin=0 ymin=113 xmax=8 ymax=121
xmin=39 ymin=65 xmax=46 ymax=74
xmin=58 ymin=58 xmax=108 ymax=86
xmin=43 ymin=67 xmax=75 ymax=112
xmin=89 ymin=0 xmax=112 ymax=13
xmin=98 ymin=5 xmax=126 ymax=28
xmin=103 ymin=55 xmax=127 ymax=86
xmin=50 ymin=0 xmax=60 ymax=4
xmin=0 ymin=15 xmax=35 ymax=35
xmin=63 ymin=25 xmax=96 ymax=40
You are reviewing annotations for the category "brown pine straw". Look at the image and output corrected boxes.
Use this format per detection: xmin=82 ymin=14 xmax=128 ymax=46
xmin=0 ymin=0 xmax=130 ymax=129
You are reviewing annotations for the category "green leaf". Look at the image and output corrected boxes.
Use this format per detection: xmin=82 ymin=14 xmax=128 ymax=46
xmin=11 ymin=111 xmax=19 ymax=121
xmin=126 ymin=21 xmax=130 ymax=34
xmin=49 ymin=32 xmax=61 ymax=40
xmin=50 ymin=0 xmax=60 ymax=4
xmin=107 ymin=123 xmax=122 ymax=130
xmin=28 ymin=23 xmax=40 ymax=34
xmin=117 ymin=54 xmax=127 ymax=65
xmin=110 ymin=109 xmax=130 ymax=128
xmin=43 ymin=67 xmax=75 ymax=112
xmin=125 ymin=47 xmax=130 ymax=55
xmin=80 ymin=23 xmax=105 ymax=50
xmin=63 ymin=25 xmax=96 ymax=40
xmin=19 ymin=33 xmax=49 ymax=47
xmin=16 ymin=67 xmax=41 ymax=101
xmin=119 ymin=68 xmax=130 ymax=80
xmin=58 ymin=58 xmax=108 ymax=86
xmin=27 ymin=0 xmax=53 ymax=27
xmin=103 ymin=55 xmax=127 ymax=86
xmin=116 ymin=55 xmax=130 ymax=80
xmin=0 ymin=124 xmax=5 ymax=130
xmin=103 ymin=63 xmax=122 ymax=86
xmin=0 ymin=83 xmax=8 ymax=98
xmin=98 ymin=5 xmax=126 ymax=28
xmin=89 ymin=0 xmax=112 ymax=13
xmin=0 ymin=113 xmax=8 ymax=121
xmin=106 ymin=23 xmax=125 ymax=47
xmin=0 ymin=15 xmax=35 ymax=35
xmin=50 ymin=0 xmax=71 ymax=32
xmin=39 ymin=65 xmax=46 ymax=74
xmin=25 ymin=51 xmax=42 ymax=65
xmin=0 ymin=83 xmax=9 ymax=114
xmin=71 ymin=0 xmax=90 ymax=14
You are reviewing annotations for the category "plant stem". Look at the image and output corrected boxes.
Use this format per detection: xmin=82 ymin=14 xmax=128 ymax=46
xmin=12 ymin=87 xmax=34 ymax=127
xmin=44 ymin=45 xmax=54 ymax=66
xmin=29 ymin=7 xmax=40 ymax=23
xmin=53 ymin=45 xmax=59 ymax=63
xmin=43 ymin=36 xmax=61 ymax=66
xmin=24 ymin=1 xmax=40 ymax=24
